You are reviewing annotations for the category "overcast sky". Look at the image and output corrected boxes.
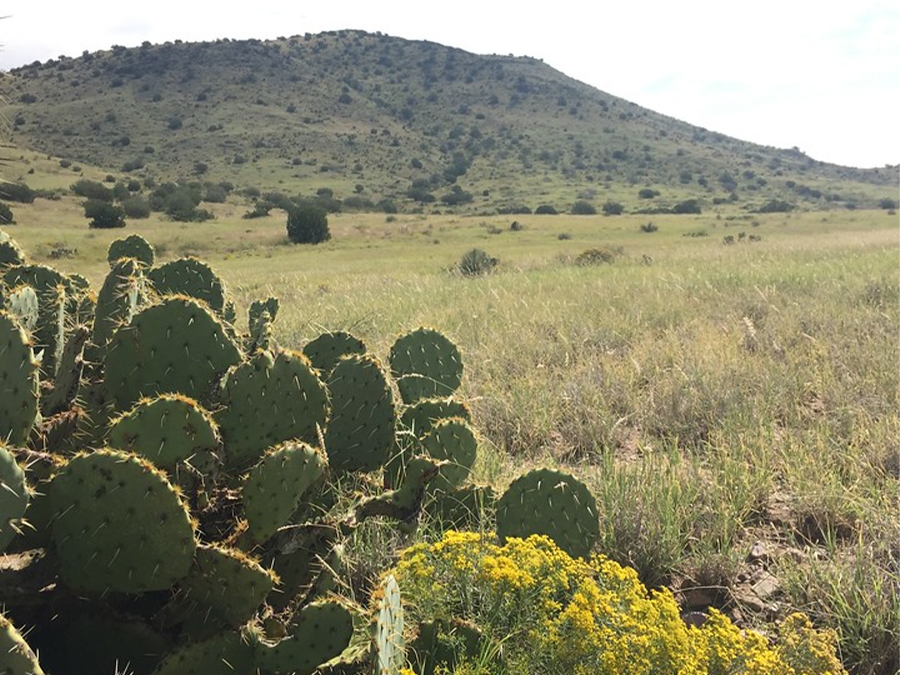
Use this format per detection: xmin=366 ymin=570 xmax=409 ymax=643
xmin=2 ymin=1 xmax=897 ymax=169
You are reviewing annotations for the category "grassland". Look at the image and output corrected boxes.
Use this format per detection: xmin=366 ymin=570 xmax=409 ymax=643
xmin=5 ymin=190 xmax=899 ymax=673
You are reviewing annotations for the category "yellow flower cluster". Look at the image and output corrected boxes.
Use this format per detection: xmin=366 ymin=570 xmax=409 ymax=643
xmin=393 ymin=531 xmax=846 ymax=675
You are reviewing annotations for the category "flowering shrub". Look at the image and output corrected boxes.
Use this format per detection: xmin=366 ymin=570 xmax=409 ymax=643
xmin=393 ymin=531 xmax=845 ymax=674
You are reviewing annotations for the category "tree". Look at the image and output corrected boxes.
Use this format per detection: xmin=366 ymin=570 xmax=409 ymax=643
xmin=286 ymin=204 xmax=330 ymax=244
xmin=571 ymin=200 xmax=597 ymax=215
xmin=84 ymin=199 xmax=126 ymax=228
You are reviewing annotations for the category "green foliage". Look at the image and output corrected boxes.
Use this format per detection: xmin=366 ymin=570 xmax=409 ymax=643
xmin=456 ymin=248 xmax=498 ymax=277
xmin=84 ymin=199 xmax=125 ymax=228
xmin=757 ymin=199 xmax=794 ymax=213
xmin=286 ymin=203 xmax=330 ymax=244
xmin=71 ymin=179 xmax=113 ymax=201
xmin=571 ymin=200 xmax=597 ymax=215
xmin=0 ymin=202 xmax=14 ymax=224
xmin=640 ymin=221 xmax=658 ymax=233
xmin=575 ymin=247 xmax=617 ymax=265
xmin=534 ymin=204 xmax=558 ymax=215
xmin=602 ymin=201 xmax=624 ymax=215
xmin=0 ymin=183 xmax=35 ymax=204
xmin=638 ymin=188 xmax=660 ymax=199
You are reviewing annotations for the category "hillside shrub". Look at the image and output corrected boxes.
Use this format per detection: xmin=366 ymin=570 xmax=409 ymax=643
xmin=84 ymin=199 xmax=125 ymax=229
xmin=394 ymin=532 xmax=845 ymax=675
xmin=0 ymin=202 xmax=14 ymax=224
xmin=638 ymin=188 xmax=660 ymax=199
xmin=672 ymin=199 xmax=702 ymax=214
xmin=457 ymin=248 xmax=498 ymax=276
xmin=121 ymin=196 xmax=150 ymax=219
xmin=602 ymin=201 xmax=624 ymax=215
xmin=640 ymin=222 xmax=658 ymax=233
xmin=878 ymin=198 xmax=897 ymax=210
xmin=571 ymin=200 xmax=597 ymax=215
xmin=286 ymin=204 xmax=330 ymax=244
xmin=0 ymin=182 xmax=35 ymax=204
xmin=535 ymin=204 xmax=558 ymax=215
xmin=71 ymin=179 xmax=112 ymax=201
xmin=757 ymin=199 xmax=793 ymax=213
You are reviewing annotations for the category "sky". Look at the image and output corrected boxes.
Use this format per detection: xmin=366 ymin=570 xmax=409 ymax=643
xmin=1 ymin=1 xmax=897 ymax=169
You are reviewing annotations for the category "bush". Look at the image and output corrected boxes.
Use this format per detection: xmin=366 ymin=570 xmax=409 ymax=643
xmin=535 ymin=204 xmax=558 ymax=215
xmin=121 ymin=196 xmax=150 ymax=219
xmin=71 ymin=179 xmax=112 ymax=201
xmin=84 ymin=199 xmax=125 ymax=228
xmin=638 ymin=188 xmax=660 ymax=199
xmin=757 ymin=199 xmax=793 ymax=213
xmin=672 ymin=199 xmax=702 ymax=214
xmin=640 ymin=222 xmax=658 ymax=233
xmin=576 ymin=247 xmax=617 ymax=265
xmin=602 ymin=201 xmax=624 ymax=215
xmin=286 ymin=204 xmax=330 ymax=244
xmin=0 ymin=202 xmax=14 ymax=224
xmin=879 ymin=198 xmax=897 ymax=210
xmin=457 ymin=248 xmax=498 ymax=276
xmin=571 ymin=200 xmax=597 ymax=215
xmin=0 ymin=182 xmax=35 ymax=204
xmin=394 ymin=532 xmax=845 ymax=675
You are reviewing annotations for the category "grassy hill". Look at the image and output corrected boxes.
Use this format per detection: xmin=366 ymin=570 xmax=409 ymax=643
xmin=2 ymin=30 xmax=897 ymax=213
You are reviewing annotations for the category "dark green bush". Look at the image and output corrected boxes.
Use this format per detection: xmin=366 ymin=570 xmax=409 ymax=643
xmin=84 ymin=199 xmax=126 ymax=228
xmin=878 ymin=198 xmax=897 ymax=210
xmin=757 ymin=199 xmax=792 ymax=213
xmin=638 ymin=188 xmax=660 ymax=199
xmin=640 ymin=222 xmax=658 ymax=233
xmin=602 ymin=201 xmax=624 ymax=215
xmin=672 ymin=199 xmax=702 ymax=214
xmin=121 ymin=196 xmax=150 ymax=219
xmin=0 ymin=182 xmax=35 ymax=204
xmin=286 ymin=204 xmax=330 ymax=244
xmin=571 ymin=201 xmax=596 ymax=215
xmin=457 ymin=248 xmax=498 ymax=276
xmin=71 ymin=179 xmax=112 ymax=201
xmin=0 ymin=202 xmax=14 ymax=224
xmin=535 ymin=204 xmax=558 ymax=215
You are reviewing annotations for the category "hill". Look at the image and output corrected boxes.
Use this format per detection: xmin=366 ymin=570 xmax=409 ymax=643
xmin=2 ymin=30 xmax=897 ymax=213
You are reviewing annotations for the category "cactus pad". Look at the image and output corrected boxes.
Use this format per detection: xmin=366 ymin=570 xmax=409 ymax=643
xmin=376 ymin=575 xmax=404 ymax=675
xmin=178 ymin=544 xmax=277 ymax=627
xmin=419 ymin=419 xmax=477 ymax=494
xmin=107 ymin=394 xmax=221 ymax=474
xmin=0 ymin=311 xmax=40 ymax=445
xmin=324 ymin=354 xmax=395 ymax=473
xmin=48 ymin=449 xmax=196 ymax=593
xmin=151 ymin=629 xmax=256 ymax=675
xmin=105 ymin=296 xmax=242 ymax=410
xmin=496 ymin=468 xmax=600 ymax=559
xmin=303 ymin=331 xmax=366 ymax=374
xmin=0 ymin=229 xmax=25 ymax=270
xmin=148 ymin=257 xmax=226 ymax=314
xmin=216 ymin=349 xmax=328 ymax=469
xmin=389 ymin=328 xmax=463 ymax=403
xmin=427 ymin=484 xmax=496 ymax=530
xmin=108 ymin=233 xmax=155 ymax=268
xmin=249 ymin=297 xmax=279 ymax=333
xmin=91 ymin=257 xmax=150 ymax=355
xmin=3 ymin=284 xmax=39 ymax=332
xmin=400 ymin=398 xmax=471 ymax=437
xmin=3 ymin=264 xmax=68 ymax=375
xmin=0 ymin=445 xmax=29 ymax=552
xmin=256 ymin=601 xmax=354 ymax=675
xmin=243 ymin=441 xmax=326 ymax=542
xmin=0 ymin=612 xmax=45 ymax=675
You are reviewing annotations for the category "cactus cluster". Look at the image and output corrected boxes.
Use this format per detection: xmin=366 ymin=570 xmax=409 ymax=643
xmin=0 ymin=230 xmax=602 ymax=674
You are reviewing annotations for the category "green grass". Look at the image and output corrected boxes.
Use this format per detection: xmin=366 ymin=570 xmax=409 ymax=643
xmin=3 ymin=192 xmax=898 ymax=673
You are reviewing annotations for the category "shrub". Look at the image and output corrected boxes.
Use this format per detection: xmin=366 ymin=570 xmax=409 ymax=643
xmin=167 ymin=116 xmax=183 ymax=130
xmin=602 ymin=201 xmax=624 ymax=215
xmin=242 ymin=203 xmax=273 ymax=219
xmin=571 ymin=200 xmax=597 ymax=215
xmin=394 ymin=532 xmax=844 ymax=675
xmin=0 ymin=182 xmax=35 ymax=204
xmin=757 ymin=199 xmax=793 ymax=213
xmin=84 ymin=199 xmax=125 ymax=228
xmin=121 ymin=196 xmax=150 ymax=219
xmin=457 ymin=248 xmax=498 ymax=276
xmin=576 ymin=247 xmax=617 ymax=265
xmin=286 ymin=204 xmax=330 ymax=244
xmin=878 ymin=198 xmax=897 ymax=210
xmin=0 ymin=202 xmax=14 ymax=224
xmin=535 ymin=204 xmax=558 ymax=215
xmin=640 ymin=222 xmax=658 ymax=233
xmin=672 ymin=199 xmax=702 ymax=214
xmin=638 ymin=188 xmax=660 ymax=199
xmin=71 ymin=179 xmax=112 ymax=201
xmin=376 ymin=198 xmax=398 ymax=214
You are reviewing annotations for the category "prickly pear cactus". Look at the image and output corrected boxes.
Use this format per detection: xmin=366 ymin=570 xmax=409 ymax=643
xmin=3 ymin=284 xmax=39 ymax=332
xmin=303 ymin=330 xmax=367 ymax=374
xmin=495 ymin=468 xmax=600 ymax=559
xmin=151 ymin=629 xmax=257 ymax=675
xmin=376 ymin=575 xmax=405 ymax=675
xmin=400 ymin=398 xmax=471 ymax=437
xmin=256 ymin=601 xmax=354 ymax=675
xmin=0 ymin=445 xmax=29 ymax=552
xmin=0 ymin=229 xmax=25 ymax=270
xmin=324 ymin=354 xmax=395 ymax=473
xmin=105 ymin=296 xmax=242 ymax=409
xmin=91 ymin=256 xmax=150 ymax=355
xmin=389 ymin=328 xmax=463 ymax=404
xmin=216 ymin=349 xmax=328 ymax=470
xmin=2 ymin=264 xmax=69 ymax=374
xmin=107 ymin=393 xmax=221 ymax=474
xmin=0 ymin=612 xmax=45 ymax=675
xmin=0 ymin=311 xmax=40 ymax=445
xmin=108 ymin=233 xmax=155 ymax=268
xmin=419 ymin=418 xmax=477 ymax=494
xmin=48 ymin=449 xmax=197 ymax=593
xmin=249 ymin=297 xmax=279 ymax=333
xmin=148 ymin=257 xmax=226 ymax=314
xmin=427 ymin=484 xmax=496 ymax=530
xmin=178 ymin=544 xmax=278 ymax=627
xmin=243 ymin=441 xmax=327 ymax=542
xmin=43 ymin=325 xmax=89 ymax=416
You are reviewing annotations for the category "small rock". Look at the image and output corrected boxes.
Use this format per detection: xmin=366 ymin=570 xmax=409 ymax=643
xmin=748 ymin=540 xmax=769 ymax=563
xmin=752 ymin=571 xmax=780 ymax=600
